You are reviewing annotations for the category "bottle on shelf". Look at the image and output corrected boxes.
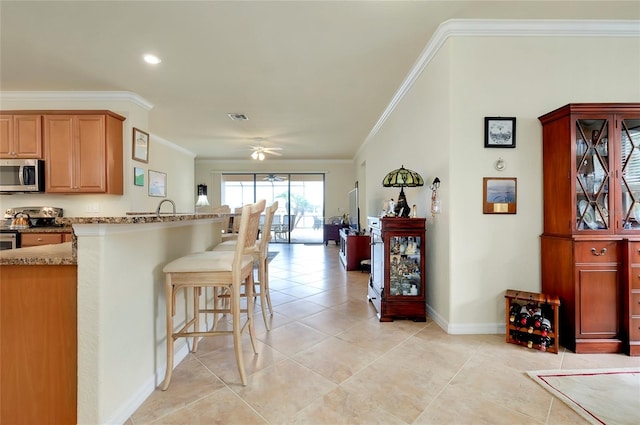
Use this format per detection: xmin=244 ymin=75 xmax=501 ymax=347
xmin=539 ymin=336 xmax=552 ymax=352
xmin=540 ymin=318 xmax=552 ymax=337
xmin=531 ymin=306 xmax=543 ymax=329
xmin=509 ymin=302 xmax=521 ymax=324
xmin=517 ymin=305 xmax=531 ymax=328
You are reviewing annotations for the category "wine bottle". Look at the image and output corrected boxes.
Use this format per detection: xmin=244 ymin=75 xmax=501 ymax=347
xmin=531 ymin=306 xmax=543 ymax=329
xmin=539 ymin=336 xmax=552 ymax=352
xmin=540 ymin=318 xmax=552 ymax=337
xmin=509 ymin=302 xmax=521 ymax=324
xmin=517 ymin=305 xmax=531 ymax=327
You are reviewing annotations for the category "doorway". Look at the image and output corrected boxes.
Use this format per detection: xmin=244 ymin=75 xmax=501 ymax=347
xmin=221 ymin=173 xmax=325 ymax=244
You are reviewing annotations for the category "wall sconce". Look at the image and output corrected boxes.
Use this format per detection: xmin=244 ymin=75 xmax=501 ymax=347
xmin=430 ymin=177 xmax=441 ymax=216
xmin=195 ymin=184 xmax=210 ymax=207
xmin=382 ymin=165 xmax=424 ymax=217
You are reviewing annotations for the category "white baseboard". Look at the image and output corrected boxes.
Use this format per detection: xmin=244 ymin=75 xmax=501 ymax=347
xmin=105 ymin=341 xmax=191 ymax=425
xmin=427 ymin=304 xmax=505 ymax=335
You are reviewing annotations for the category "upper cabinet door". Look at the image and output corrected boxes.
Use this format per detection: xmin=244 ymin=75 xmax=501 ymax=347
xmin=619 ymin=116 xmax=640 ymax=232
xmin=0 ymin=114 xmax=42 ymax=159
xmin=575 ymin=117 xmax=611 ymax=232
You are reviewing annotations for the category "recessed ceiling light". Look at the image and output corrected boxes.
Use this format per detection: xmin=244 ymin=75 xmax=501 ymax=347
xmin=143 ymin=54 xmax=161 ymax=65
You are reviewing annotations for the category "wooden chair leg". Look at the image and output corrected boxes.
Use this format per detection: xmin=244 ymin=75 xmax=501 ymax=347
xmin=161 ymin=275 xmax=174 ymax=391
xmin=257 ymin=259 xmax=270 ymax=330
xmin=246 ymin=273 xmax=258 ymax=354
xmin=231 ymin=282 xmax=247 ymax=386
xmin=192 ymin=286 xmax=200 ymax=352
xmin=264 ymin=260 xmax=273 ymax=315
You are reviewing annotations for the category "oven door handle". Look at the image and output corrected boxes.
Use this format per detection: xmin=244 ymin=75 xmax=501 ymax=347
xmin=19 ymin=165 xmax=26 ymax=185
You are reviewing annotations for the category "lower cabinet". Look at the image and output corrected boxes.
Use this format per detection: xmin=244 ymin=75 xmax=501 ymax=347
xmin=338 ymin=228 xmax=370 ymax=271
xmin=21 ymin=232 xmax=73 ymax=247
xmin=368 ymin=217 xmax=426 ymax=322
xmin=541 ymin=236 xmax=632 ymax=354
xmin=0 ymin=265 xmax=77 ymax=425
xmin=625 ymin=241 xmax=640 ymax=356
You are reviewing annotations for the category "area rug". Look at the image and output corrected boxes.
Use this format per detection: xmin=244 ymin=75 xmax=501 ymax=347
xmin=527 ymin=368 xmax=640 ymax=425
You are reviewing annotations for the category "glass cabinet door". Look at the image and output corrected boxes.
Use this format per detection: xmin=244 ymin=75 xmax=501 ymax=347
xmin=620 ymin=117 xmax=640 ymax=230
xmin=576 ymin=118 xmax=610 ymax=231
xmin=388 ymin=235 xmax=421 ymax=297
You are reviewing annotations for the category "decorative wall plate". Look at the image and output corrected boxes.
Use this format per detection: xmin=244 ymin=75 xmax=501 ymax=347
xmin=584 ymin=205 xmax=599 ymax=229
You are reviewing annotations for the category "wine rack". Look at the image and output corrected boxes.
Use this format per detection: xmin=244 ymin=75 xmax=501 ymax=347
xmin=504 ymin=289 xmax=560 ymax=354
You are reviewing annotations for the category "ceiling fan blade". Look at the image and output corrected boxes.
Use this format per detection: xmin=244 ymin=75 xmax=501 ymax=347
xmin=265 ymin=150 xmax=283 ymax=156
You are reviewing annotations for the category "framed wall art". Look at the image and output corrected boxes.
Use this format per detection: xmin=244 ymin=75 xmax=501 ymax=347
xmin=483 ymin=177 xmax=517 ymax=214
xmin=484 ymin=117 xmax=516 ymax=148
xmin=133 ymin=167 xmax=144 ymax=186
xmin=148 ymin=170 xmax=166 ymax=197
xmin=132 ymin=127 xmax=149 ymax=163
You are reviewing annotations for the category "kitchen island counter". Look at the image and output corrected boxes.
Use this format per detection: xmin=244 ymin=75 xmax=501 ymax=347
xmin=56 ymin=212 xmax=222 ymax=226
xmin=0 ymin=241 xmax=74 ymax=265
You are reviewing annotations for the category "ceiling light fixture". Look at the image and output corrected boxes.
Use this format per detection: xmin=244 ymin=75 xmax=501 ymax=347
xmin=143 ymin=54 xmax=162 ymax=65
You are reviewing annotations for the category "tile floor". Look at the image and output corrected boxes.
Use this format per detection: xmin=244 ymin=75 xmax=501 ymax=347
xmin=128 ymin=243 xmax=639 ymax=425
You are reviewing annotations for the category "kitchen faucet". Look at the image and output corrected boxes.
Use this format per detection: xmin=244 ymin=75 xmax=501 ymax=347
xmin=156 ymin=199 xmax=176 ymax=216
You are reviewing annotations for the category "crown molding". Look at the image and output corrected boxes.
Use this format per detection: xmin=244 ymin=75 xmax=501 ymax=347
xmin=0 ymin=90 xmax=154 ymax=111
xmin=358 ymin=19 xmax=640 ymax=157
xmin=153 ymin=134 xmax=196 ymax=158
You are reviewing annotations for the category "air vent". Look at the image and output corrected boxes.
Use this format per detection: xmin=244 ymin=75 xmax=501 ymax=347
xmin=227 ymin=113 xmax=248 ymax=121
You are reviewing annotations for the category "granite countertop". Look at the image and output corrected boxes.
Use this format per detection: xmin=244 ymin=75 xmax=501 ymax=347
xmin=16 ymin=226 xmax=73 ymax=233
xmin=56 ymin=212 xmax=223 ymax=225
xmin=0 ymin=242 xmax=75 ymax=265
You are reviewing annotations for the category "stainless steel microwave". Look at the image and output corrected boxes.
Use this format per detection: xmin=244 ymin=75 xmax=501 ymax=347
xmin=0 ymin=159 xmax=45 ymax=193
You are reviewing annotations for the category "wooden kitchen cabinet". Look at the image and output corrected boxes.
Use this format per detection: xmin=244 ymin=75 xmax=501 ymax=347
xmin=1 ymin=264 xmax=77 ymax=425
xmin=368 ymin=217 xmax=426 ymax=322
xmin=21 ymin=232 xmax=68 ymax=247
xmin=43 ymin=111 xmax=124 ymax=194
xmin=539 ymin=103 xmax=640 ymax=354
xmin=0 ymin=114 xmax=43 ymax=158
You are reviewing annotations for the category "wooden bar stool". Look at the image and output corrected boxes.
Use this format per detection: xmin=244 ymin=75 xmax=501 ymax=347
xmin=212 ymin=201 xmax=278 ymax=330
xmin=161 ymin=199 xmax=266 ymax=388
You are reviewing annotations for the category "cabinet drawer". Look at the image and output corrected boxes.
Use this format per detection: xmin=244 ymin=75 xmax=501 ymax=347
xmin=632 ymin=292 xmax=640 ymax=316
xmin=631 ymin=267 xmax=640 ymax=290
xmin=631 ymin=318 xmax=640 ymax=342
xmin=21 ymin=233 xmax=63 ymax=246
xmin=629 ymin=242 xmax=640 ymax=264
xmin=575 ymin=241 xmax=618 ymax=263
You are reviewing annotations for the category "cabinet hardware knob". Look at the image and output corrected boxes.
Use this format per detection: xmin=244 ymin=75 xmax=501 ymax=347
xmin=591 ymin=247 xmax=607 ymax=256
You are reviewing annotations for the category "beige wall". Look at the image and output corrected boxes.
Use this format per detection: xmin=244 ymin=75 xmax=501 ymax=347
xmin=356 ymin=24 xmax=640 ymax=333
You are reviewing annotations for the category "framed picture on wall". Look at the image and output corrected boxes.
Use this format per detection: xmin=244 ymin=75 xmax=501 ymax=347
xmin=132 ymin=127 xmax=149 ymax=163
xmin=134 ymin=167 xmax=144 ymax=186
xmin=484 ymin=117 xmax=516 ymax=148
xmin=483 ymin=177 xmax=517 ymax=214
xmin=148 ymin=170 xmax=166 ymax=197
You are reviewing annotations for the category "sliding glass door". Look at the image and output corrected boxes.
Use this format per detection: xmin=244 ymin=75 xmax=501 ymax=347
xmin=221 ymin=173 xmax=325 ymax=244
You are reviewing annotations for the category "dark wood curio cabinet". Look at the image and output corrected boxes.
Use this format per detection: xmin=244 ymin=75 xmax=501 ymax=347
xmin=367 ymin=217 xmax=426 ymax=322
xmin=539 ymin=103 xmax=640 ymax=355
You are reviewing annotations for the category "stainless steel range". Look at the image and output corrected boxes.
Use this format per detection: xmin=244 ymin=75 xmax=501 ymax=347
xmin=0 ymin=206 xmax=63 ymax=250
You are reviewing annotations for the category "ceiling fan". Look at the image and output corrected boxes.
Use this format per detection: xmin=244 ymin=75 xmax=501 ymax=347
xmin=250 ymin=145 xmax=283 ymax=160
xmin=263 ymin=174 xmax=287 ymax=182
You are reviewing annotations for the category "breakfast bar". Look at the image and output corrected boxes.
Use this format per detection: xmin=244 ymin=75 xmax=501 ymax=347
xmin=0 ymin=213 xmax=223 ymax=425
